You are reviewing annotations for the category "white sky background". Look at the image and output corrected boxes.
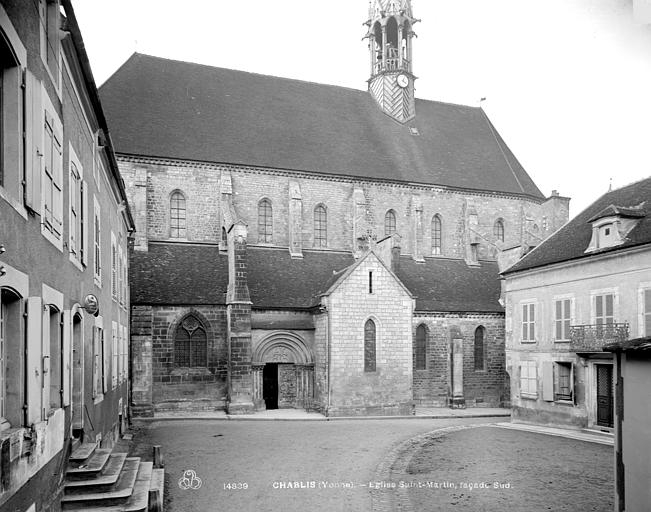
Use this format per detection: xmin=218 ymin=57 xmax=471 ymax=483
xmin=73 ymin=0 xmax=651 ymax=218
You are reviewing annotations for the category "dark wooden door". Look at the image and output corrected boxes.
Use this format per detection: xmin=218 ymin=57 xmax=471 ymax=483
xmin=263 ymin=363 xmax=279 ymax=410
xmin=596 ymin=364 xmax=614 ymax=428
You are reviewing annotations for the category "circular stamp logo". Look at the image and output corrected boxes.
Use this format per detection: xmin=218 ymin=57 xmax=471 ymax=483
xmin=178 ymin=469 xmax=203 ymax=490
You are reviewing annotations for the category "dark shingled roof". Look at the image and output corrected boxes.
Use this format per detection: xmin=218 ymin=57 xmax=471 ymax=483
xmin=130 ymin=244 xmax=502 ymax=313
xmin=504 ymin=177 xmax=651 ymax=275
xmin=100 ymin=53 xmax=543 ymax=200
xmin=395 ymin=257 xmax=503 ymax=313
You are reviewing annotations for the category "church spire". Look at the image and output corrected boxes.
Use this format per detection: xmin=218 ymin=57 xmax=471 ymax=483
xmin=365 ymin=0 xmax=418 ymax=123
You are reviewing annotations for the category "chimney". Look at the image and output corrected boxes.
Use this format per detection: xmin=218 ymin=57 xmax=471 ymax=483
xmin=391 ymin=243 xmax=401 ymax=273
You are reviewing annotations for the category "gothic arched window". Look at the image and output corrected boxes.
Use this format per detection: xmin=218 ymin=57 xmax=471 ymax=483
xmin=258 ymin=199 xmax=273 ymax=243
xmin=432 ymin=214 xmax=442 ymax=255
xmin=414 ymin=324 xmax=427 ymax=370
xmin=364 ymin=319 xmax=376 ymax=372
xmin=314 ymin=205 xmax=327 ymax=247
xmin=174 ymin=315 xmax=208 ymax=368
xmin=385 ymin=210 xmax=397 ymax=237
xmin=170 ymin=191 xmax=186 ymax=239
xmin=474 ymin=326 xmax=486 ymax=371
xmin=494 ymin=219 xmax=505 ymax=243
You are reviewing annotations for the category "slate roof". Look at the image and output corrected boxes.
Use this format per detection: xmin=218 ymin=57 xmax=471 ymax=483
xmin=130 ymin=243 xmax=503 ymax=313
xmin=100 ymin=53 xmax=543 ymax=199
xmin=395 ymin=257 xmax=503 ymax=313
xmin=504 ymin=177 xmax=651 ymax=275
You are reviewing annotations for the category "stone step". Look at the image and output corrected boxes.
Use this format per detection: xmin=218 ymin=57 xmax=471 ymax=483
xmin=64 ymin=453 xmax=128 ymax=492
xmin=62 ymin=462 xmax=154 ymax=512
xmin=61 ymin=458 xmax=140 ymax=508
xmin=69 ymin=442 xmax=97 ymax=463
xmin=148 ymin=468 xmax=165 ymax=512
xmin=67 ymin=448 xmax=112 ymax=478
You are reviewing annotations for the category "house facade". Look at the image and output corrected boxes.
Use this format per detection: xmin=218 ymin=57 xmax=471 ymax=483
xmin=101 ymin=0 xmax=570 ymax=417
xmin=503 ymin=177 xmax=651 ymax=430
xmin=0 ymin=1 xmax=134 ymax=510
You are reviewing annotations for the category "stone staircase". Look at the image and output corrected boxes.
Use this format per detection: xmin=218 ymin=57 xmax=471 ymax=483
xmin=61 ymin=441 xmax=164 ymax=511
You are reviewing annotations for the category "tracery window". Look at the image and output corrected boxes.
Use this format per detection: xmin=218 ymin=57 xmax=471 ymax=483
xmin=314 ymin=205 xmax=327 ymax=247
xmin=170 ymin=191 xmax=186 ymax=238
xmin=174 ymin=315 xmax=208 ymax=368
xmin=474 ymin=326 xmax=486 ymax=371
xmin=258 ymin=199 xmax=273 ymax=243
xmin=494 ymin=219 xmax=505 ymax=243
xmin=432 ymin=215 xmax=442 ymax=255
xmin=385 ymin=210 xmax=397 ymax=236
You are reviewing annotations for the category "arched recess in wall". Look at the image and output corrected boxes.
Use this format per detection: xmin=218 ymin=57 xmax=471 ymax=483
xmin=385 ymin=210 xmax=397 ymax=236
xmin=168 ymin=310 xmax=212 ymax=368
xmin=414 ymin=323 xmax=427 ymax=370
xmin=253 ymin=332 xmax=313 ymax=364
xmin=258 ymin=198 xmax=273 ymax=243
xmin=493 ymin=218 xmax=505 ymax=243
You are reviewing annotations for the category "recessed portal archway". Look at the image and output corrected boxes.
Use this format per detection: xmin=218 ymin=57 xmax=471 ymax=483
xmin=252 ymin=332 xmax=314 ymax=411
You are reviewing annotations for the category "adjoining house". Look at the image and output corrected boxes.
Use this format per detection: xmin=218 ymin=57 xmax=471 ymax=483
xmin=603 ymin=336 xmax=651 ymax=512
xmin=0 ymin=1 xmax=134 ymax=510
xmin=100 ymin=0 xmax=570 ymax=417
xmin=502 ymin=177 xmax=651 ymax=430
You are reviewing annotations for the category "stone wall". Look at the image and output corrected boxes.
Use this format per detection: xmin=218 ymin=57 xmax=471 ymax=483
xmin=118 ymin=157 xmax=566 ymax=258
xmin=412 ymin=313 xmax=507 ymax=407
xmin=325 ymin=252 xmax=414 ymax=416
xmin=130 ymin=305 xmax=229 ymax=413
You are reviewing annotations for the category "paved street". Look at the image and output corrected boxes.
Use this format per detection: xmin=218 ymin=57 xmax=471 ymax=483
xmin=125 ymin=418 xmax=613 ymax=512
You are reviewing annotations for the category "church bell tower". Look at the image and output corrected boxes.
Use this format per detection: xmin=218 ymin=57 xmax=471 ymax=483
xmin=366 ymin=0 xmax=418 ymax=123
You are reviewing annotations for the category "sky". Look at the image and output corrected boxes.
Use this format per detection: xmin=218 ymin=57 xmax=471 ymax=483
xmin=72 ymin=0 xmax=651 ymax=218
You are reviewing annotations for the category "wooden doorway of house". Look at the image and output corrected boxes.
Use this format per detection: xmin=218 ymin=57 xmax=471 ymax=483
xmin=263 ymin=363 xmax=279 ymax=410
xmin=596 ymin=364 xmax=614 ymax=428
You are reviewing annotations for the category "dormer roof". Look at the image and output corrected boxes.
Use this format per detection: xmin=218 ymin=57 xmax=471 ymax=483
xmin=503 ymin=176 xmax=651 ymax=275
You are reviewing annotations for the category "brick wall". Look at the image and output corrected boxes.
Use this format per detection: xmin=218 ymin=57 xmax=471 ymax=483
xmin=118 ymin=157 xmax=566 ymax=259
xmin=412 ymin=313 xmax=507 ymax=407
xmin=325 ymin=252 xmax=414 ymax=416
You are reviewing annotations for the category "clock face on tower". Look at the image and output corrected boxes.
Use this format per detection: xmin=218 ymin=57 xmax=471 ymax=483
xmin=397 ymin=74 xmax=409 ymax=88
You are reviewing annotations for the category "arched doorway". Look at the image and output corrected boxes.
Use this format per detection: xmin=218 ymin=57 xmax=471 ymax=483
xmin=252 ymin=333 xmax=314 ymax=411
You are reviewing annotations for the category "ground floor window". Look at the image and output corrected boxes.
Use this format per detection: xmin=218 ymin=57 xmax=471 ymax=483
xmin=520 ymin=360 xmax=537 ymax=398
xmin=1 ymin=288 xmax=23 ymax=427
xmin=554 ymin=362 xmax=573 ymax=402
xmin=174 ymin=314 xmax=208 ymax=367
xmin=364 ymin=319 xmax=376 ymax=372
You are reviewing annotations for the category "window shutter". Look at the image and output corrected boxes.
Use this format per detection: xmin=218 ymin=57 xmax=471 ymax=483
xmin=52 ymin=128 xmax=63 ymax=237
xmin=102 ymin=329 xmax=109 ymax=393
xmin=62 ymin=310 xmax=71 ymax=406
xmin=24 ymin=71 xmax=43 ymax=212
xmin=92 ymin=326 xmax=100 ymax=398
xmin=81 ymin=180 xmax=88 ymax=265
xmin=112 ymin=323 xmax=118 ymax=388
xmin=542 ymin=361 xmax=554 ymax=401
xmin=25 ymin=297 xmax=43 ymax=423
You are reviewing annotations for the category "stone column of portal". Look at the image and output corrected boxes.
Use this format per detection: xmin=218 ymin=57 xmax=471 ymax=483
xmin=288 ymin=181 xmax=303 ymax=258
xmin=251 ymin=364 xmax=265 ymax=410
xmin=412 ymin=195 xmax=424 ymax=262
xmin=450 ymin=337 xmax=466 ymax=408
xmin=398 ymin=24 xmax=404 ymax=68
xmin=226 ymin=222 xmax=254 ymax=414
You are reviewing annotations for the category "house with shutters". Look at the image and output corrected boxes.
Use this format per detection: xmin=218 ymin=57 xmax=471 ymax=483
xmin=502 ymin=176 xmax=651 ymax=431
xmin=0 ymin=1 xmax=134 ymax=510
xmin=99 ymin=0 xmax=570 ymax=417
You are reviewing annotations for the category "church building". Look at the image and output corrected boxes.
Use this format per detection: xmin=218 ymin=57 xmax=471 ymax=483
xmin=100 ymin=0 xmax=569 ymax=416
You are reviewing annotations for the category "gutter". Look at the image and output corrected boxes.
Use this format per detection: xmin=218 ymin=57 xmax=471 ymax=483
xmin=60 ymin=0 xmax=135 ymax=233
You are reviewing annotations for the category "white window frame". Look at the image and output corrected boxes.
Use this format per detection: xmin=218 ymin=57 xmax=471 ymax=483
xmin=554 ymin=361 xmax=574 ymax=403
xmin=38 ymin=0 xmax=62 ymax=96
xmin=520 ymin=360 xmax=537 ymax=398
xmin=638 ymin=282 xmax=651 ymax=337
xmin=40 ymin=90 xmax=63 ymax=251
xmin=521 ymin=301 xmax=537 ymax=343
xmin=93 ymin=196 xmax=102 ymax=287
xmin=111 ymin=321 xmax=118 ymax=389
xmin=68 ymin=144 xmax=87 ymax=270
xmin=590 ymin=288 xmax=618 ymax=326
xmin=111 ymin=232 xmax=117 ymax=301
xmin=553 ymin=295 xmax=574 ymax=342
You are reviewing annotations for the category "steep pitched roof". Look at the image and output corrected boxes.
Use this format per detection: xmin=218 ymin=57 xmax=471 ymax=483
xmin=395 ymin=257 xmax=503 ymax=313
xmin=100 ymin=53 xmax=543 ymax=199
xmin=130 ymin=243 xmax=503 ymax=313
xmin=504 ymin=177 xmax=651 ymax=275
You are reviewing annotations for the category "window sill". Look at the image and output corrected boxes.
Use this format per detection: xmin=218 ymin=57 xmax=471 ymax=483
xmin=554 ymin=339 xmax=570 ymax=343
xmin=520 ymin=393 xmax=538 ymax=400
xmin=69 ymin=253 xmax=84 ymax=272
xmin=0 ymin=187 xmax=28 ymax=220
xmin=554 ymin=399 xmax=575 ymax=406
xmin=520 ymin=340 xmax=537 ymax=344
xmin=41 ymin=225 xmax=64 ymax=252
